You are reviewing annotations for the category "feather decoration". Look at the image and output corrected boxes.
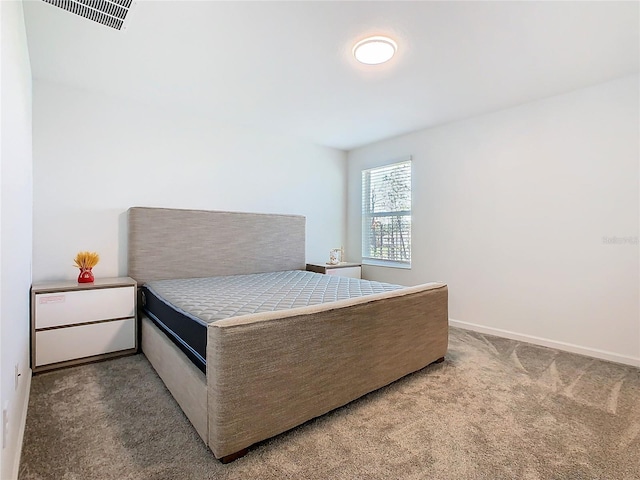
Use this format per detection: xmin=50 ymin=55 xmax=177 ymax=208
xmin=73 ymin=251 xmax=100 ymax=269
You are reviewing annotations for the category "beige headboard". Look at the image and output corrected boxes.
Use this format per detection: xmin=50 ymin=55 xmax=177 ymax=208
xmin=127 ymin=207 xmax=306 ymax=285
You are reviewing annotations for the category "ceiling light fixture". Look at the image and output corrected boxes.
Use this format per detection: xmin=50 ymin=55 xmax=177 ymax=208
xmin=353 ymin=36 xmax=397 ymax=65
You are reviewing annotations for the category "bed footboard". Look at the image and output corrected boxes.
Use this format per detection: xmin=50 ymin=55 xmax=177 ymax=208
xmin=206 ymin=283 xmax=448 ymax=459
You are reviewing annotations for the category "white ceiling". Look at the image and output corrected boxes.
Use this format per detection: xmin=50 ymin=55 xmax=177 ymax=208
xmin=23 ymin=1 xmax=639 ymax=151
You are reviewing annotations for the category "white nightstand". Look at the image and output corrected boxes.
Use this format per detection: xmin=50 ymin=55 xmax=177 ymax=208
xmin=31 ymin=276 xmax=137 ymax=373
xmin=306 ymin=262 xmax=362 ymax=279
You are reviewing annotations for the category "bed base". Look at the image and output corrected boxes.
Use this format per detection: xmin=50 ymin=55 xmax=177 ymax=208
xmin=220 ymin=449 xmax=249 ymax=464
xmin=218 ymin=354 xmax=447 ymax=463
xmin=141 ymin=315 xmax=208 ymax=443
xmin=140 ymin=284 xmax=448 ymax=462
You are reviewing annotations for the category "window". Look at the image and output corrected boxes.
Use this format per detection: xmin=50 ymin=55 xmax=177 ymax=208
xmin=362 ymin=158 xmax=412 ymax=267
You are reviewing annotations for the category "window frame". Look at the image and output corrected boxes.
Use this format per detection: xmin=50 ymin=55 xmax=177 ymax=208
xmin=361 ymin=157 xmax=412 ymax=269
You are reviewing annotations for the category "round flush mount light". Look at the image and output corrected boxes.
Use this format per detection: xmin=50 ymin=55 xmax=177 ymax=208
xmin=353 ymin=36 xmax=397 ymax=65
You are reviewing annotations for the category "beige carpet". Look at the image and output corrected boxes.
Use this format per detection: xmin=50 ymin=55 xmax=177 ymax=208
xmin=19 ymin=328 xmax=640 ymax=479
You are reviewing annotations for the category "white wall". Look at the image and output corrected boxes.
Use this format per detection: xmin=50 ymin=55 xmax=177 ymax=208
xmin=1 ymin=2 xmax=33 ymax=478
xmin=32 ymin=81 xmax=347 ymax=283
xmin=347 ymin=75 xmax=639 ymax=366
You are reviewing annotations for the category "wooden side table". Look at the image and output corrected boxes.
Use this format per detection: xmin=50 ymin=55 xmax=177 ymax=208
xmin=31 ymin=276 xmax=137 ymax=373
xmin=306 ymin=262 xmax=362 ymax=279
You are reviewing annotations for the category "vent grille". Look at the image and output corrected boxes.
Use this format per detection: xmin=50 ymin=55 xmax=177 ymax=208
xmin=43 ymin=0 xmax=135 ymax=30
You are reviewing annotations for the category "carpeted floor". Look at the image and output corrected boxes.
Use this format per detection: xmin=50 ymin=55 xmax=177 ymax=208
xmin=19 ymin=327 xmax=640 ymax=479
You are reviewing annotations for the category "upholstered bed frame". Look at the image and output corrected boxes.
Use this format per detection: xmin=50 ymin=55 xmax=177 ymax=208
xmin=127 ymin=206 xmax=448 ymax=462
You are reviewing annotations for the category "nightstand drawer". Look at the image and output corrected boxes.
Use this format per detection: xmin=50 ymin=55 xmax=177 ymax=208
xmin=35 ymin=286 xmax=135 ymax=328
xmin=35 ymin=318 xmax=136 ymax=367
xmin=325 ymin=266 xmax=361 ymax=279
xmin=306 ymin=263 xmax=362 ymax=279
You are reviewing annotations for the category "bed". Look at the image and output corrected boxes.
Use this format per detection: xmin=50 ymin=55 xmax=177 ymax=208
xmin=127 ymin=206 xmax=448 ymax=462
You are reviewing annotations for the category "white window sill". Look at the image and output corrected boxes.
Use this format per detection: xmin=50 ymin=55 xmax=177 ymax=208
xmin=362 ymin=259 xmax=411 ymax=270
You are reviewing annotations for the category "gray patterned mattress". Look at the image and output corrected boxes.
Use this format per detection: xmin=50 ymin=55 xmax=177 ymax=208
xmin=141 ymin=270 xmax=404 ymax=371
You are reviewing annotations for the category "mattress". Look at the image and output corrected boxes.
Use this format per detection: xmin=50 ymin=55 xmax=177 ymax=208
xmin=141 ymin=270 xmax=403 ymax=372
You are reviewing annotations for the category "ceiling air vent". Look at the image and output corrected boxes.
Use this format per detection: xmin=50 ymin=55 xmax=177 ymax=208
xmin=43 ymin=0 xmax=135 ymax=31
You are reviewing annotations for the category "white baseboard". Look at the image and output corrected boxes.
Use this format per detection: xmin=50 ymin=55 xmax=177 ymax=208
xmin=449 ymin=318 xmax=640 ymax=368
xmin=11 ymin=369 xmax=31 ymax=480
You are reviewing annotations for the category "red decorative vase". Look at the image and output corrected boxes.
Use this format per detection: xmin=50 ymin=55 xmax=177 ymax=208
xmin=78 ymin=268 xmax=94 ymax=283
